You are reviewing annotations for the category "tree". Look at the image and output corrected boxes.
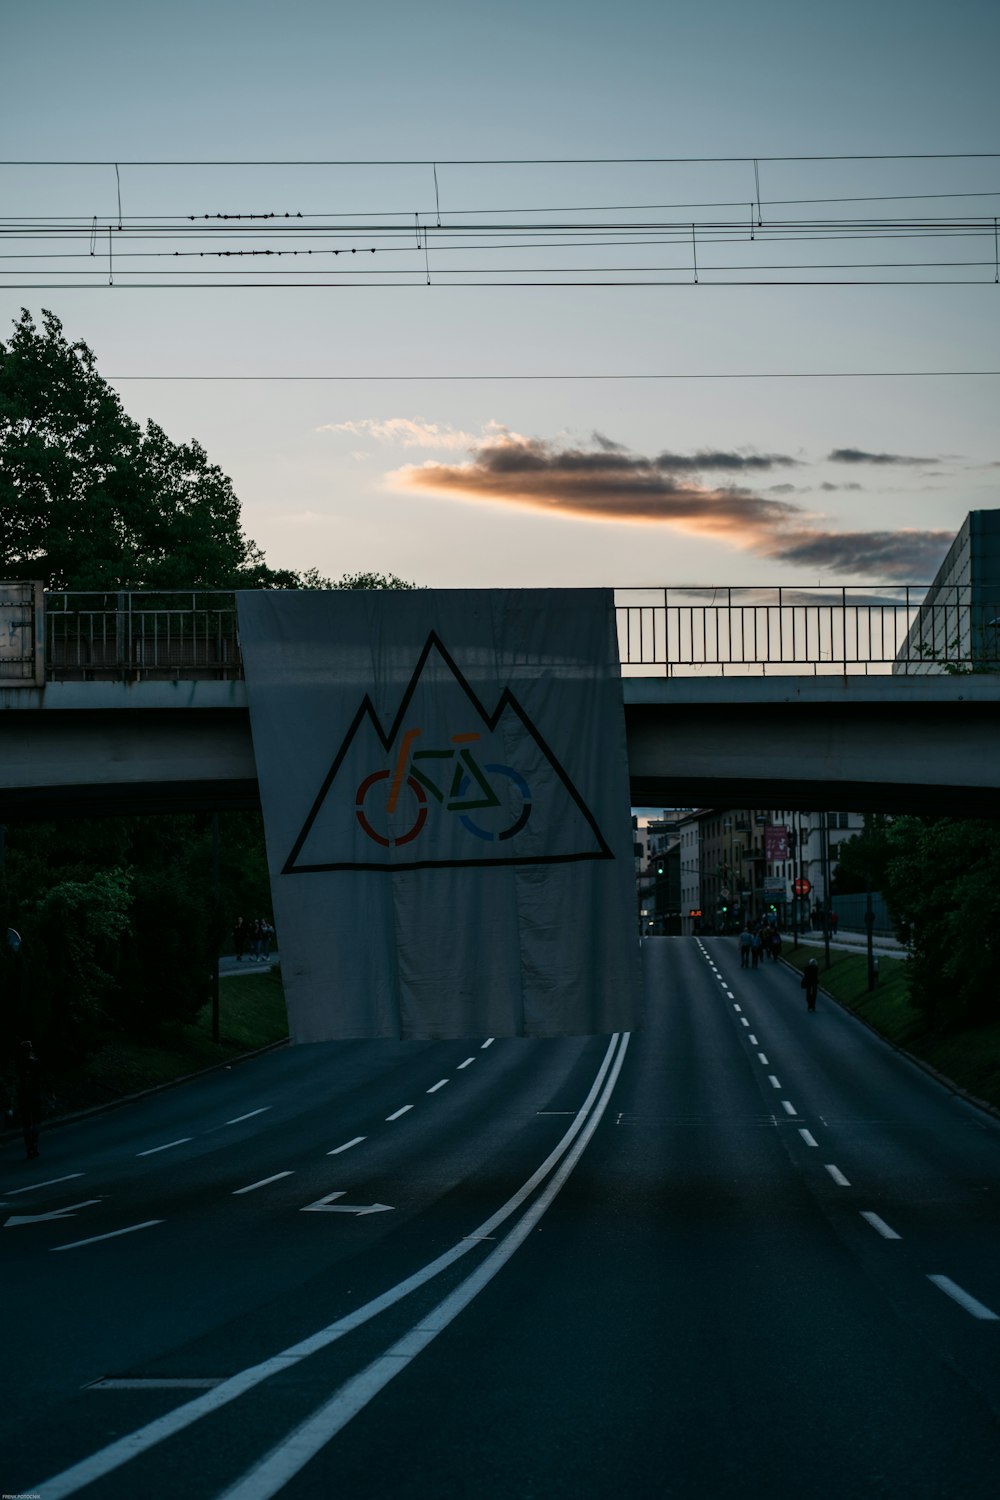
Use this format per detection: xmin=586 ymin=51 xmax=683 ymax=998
xmin=0 ymin=308 xmax=297 ymax=590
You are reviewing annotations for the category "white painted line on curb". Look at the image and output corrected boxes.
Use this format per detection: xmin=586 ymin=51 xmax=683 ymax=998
xmin=861 ymin=1211 xmax=901 ymax=1240
xmin=426 ymin=1080 xmax=449 ymax=1094
xmin=825 ymin=1164 xmax=851 ymax=1186
xmin=137 ymin=1139 xmax=192 ymax=1157
xmin=327 ymin=1137 xmax=366 ymax=1156
xmin=798 ymin=1129 xmax=818 ymax=1147
xmin=928 ymin=1275 xmax=999 ymax=1320
xmin=52 ymin=1221 xmax=163 ymax=1252
xmin=233 ymin=1173 xmax=294 ymax=1195
xmin=385 ymin=1106 xmax=413 ymax=1121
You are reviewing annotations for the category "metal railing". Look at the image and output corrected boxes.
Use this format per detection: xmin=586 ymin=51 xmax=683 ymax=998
xmin=2 ymin=586 xmax=999 ymax=684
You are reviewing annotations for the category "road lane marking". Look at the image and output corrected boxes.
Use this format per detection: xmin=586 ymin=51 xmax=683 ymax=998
xmin=233 ymin=1173 xmax=294 ymax=1195
xmin=226 ymin=1108 xmax=272 ymax=1125
xmin=89 ymin=1377 xmax=223 ymax=1390
xmin=480 ymin=1038 xmax=494 ymax=1049
xmin=927 ymin=1275 xmax=999 ymax=1320
xmin=825 ymin=1164 xmax=851 ymax=1186
xmin=29 ymin=1032 xmax=629 ymax=1500
xmin=757 ymin=1053 xmax=769 ymax=1065
xmin=385 ymin=1106 xmax=413 ymax=1121
xmin=781 ymin=1100 xmax=797 ymax=1116
xmin=740 ymin=1018 xmax=749 ymax=1028
xmin=798 ymin=1129 xmax=818 ymax=1147
xmin=327 ymin=1137 xmax=366 ymax=1155
xmin=5 ymin=1173 xmax=85 ymax=1196
xmin=860 ymin=1211 xmax=901 ymax=1240
xmin=302 ymin=1192 xmax=393 ymax=1216
xmin=768 ymin=1075 xmax=781 ymax=1089
xmin=137 ymin=1139 xmax=192 ymax=1157
xmin=733 ymin=1004 xmax=742 ymax=1012
xmin=52 ymin=1221 xmax=162 ymax=1252
xmin=5 ymin=1199 xmax=103 ymax=1228
xmin=457 ymin=1058 xmax=475 ymax=1069
xmin=426 ymin=1080 xmax=449 ymax=1093
xmin=748 ymin=1034 xmax=758 ymax=1045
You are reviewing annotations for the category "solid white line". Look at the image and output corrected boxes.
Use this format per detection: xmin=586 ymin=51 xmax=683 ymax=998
xmin=768 ymin=1075 xmax=781 ymax=1089
xmin=457 ymin=1058 xmax=475 ymax=1069
xmin=860 ymin=1211 xmax=901 ymax=1240
xmin=426 ymin=1080 xmax=449 ymax=1093
xmin=327 ymin=1136 xmax=366 ymax=1155
xmin=226 ymin=1108 xmax=272 ymax=1125
xmin=215 ymin=1034 xmax=633 ymax=1500
xmin=6 ymin=1173 xmax=85 ymax=1196
xmin=29 ymin=1033 xmax=628 ymax=1500
xmin=136 ymin=1139 xmax=192 ymax=1157
xmin=781 ymin=1100 xmax=797 ymax=1116
xmin=385 ymin=1106 xmax=413 ymax=1121
xmin=757 ymin=1053 xmax=769 ymax=1065
xmin=52 ymin=1221 xmax=162 ymax=1252
xmin=480 ymin=1038 xmax=494 ymax=1049
xmin=825 ymin=1164 xmax=851 ymax=1186
xmin=927 ymin=1275 xmax=999 ymax=1320
xmin=233 ymin=1172 xmax=294 ymax=1195
xmin=798 ymin=1129 xmax=818 ymax=1148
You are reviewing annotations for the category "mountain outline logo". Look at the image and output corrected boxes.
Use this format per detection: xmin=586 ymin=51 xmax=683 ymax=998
xmin=282 ymin=631 xmax=613 ymax=874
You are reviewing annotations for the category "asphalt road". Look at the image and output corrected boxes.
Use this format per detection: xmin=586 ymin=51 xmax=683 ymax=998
xmin=2 ymin=937 xmax=999 ymax=1499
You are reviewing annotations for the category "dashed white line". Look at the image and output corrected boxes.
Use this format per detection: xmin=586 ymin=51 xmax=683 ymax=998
xmin=825 ymin=1164 xmax=851 ymax=1186
xmin=426 ymin=1080 xmax=449 ymax=1094
xmin=733 ymin=1004 xmax=742 ymax=1013
xmin=137 ymin=1139 xmax=192 ymax=1157
xmin=328 ymin=1136 xmax=366 ymax=1156
xmin=748 ymin=1035 xmax=758 ymax=1045
xmin=740 ymin=1018 xmax=749 ymax=1028
xmin=798 ymin=1129 xmax=818 ymax=1147
xmin=226 ymin=1108 xmax=272 ymax=1125
xmin=457 ymin=1058 xmax=475 ymax=1070
xmin=757 ymin=1053 xmax=769 ymax=1065
xmin=233 ymin=1172 xmax=294 ymax=1195
xmin=860 ymin=1211 xmax=901 ymax=1240
xmin=52 ymin=1221 xmax=162 ymax=1252
xmin=768 ymin=1075 xmax=782 ymax=1089
xmin=6 ymin=1173 xmax=85 ymax=1196
xmin=781 ymin=1100 xmax=797 ymax=1116
xmin=927 ymin=1275 xmax=999 ymax=1320
xmin=480 ymin=1038 xmax=494 ymax=1049
xmin=386 ymin=1105 xmax=413 ymax=1121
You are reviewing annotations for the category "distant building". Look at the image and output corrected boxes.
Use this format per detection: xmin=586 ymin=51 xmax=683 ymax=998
xmin=894 ymin=509 xmax=1000 ymax=673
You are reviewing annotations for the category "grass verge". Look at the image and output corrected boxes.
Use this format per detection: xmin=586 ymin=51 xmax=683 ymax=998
xmin=48 ymin=969 xmax=290 ymax=1118
xmin=784 ymin=945 xmax=1000 ymax=1113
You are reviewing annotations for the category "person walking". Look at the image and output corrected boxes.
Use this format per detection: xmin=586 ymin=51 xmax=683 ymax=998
xmin=232 ymin=916 xmax=248 ymax=962
xmin=738 ymin=925 xmax=752 ymax=968
xmin=750 ymin=929 xmax=762 ymax=970
xmin=16 ymin=1039 xmax=43 ymax=1159
xmin=801 ymin=959 xmax=820 ymax=1012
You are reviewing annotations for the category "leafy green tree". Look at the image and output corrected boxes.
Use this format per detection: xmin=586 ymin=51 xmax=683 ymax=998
xmin=882 ymin=816 xmax=1000 ymax=1029
xmin=831 ymin=816 xmax=893 ymax=896
xmin=0 ymin=308 xmax=297 ymax=590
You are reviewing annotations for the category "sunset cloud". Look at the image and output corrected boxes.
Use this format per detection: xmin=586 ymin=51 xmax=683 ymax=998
xmin=389 ymin=431 xmax=952 ymax=579
xmin=318 ymin=417 xmax=482 ymax=450
xmin=828 ymin=447 xmax=941 ymax=466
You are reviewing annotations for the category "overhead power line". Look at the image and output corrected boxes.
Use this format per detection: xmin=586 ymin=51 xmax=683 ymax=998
xmin=103 ymin=369 xmax=1000 ymax=381
xmin=3 ymin=153 xmax=1000 ymax=165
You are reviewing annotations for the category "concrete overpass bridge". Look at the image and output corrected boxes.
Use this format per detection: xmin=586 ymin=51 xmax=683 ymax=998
xmin=2 ymin=588 xmax=999 ymax=820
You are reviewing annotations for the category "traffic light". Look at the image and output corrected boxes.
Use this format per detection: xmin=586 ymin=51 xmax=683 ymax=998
xmin=657 ymin=863 xmax=664 ymax=875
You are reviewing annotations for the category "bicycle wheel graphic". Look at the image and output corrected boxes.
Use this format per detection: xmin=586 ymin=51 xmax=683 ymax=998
xmin=356 ymin=770 xmax=427 ymax=848
xmin=458 ymin=764 xmax=532 ymax=843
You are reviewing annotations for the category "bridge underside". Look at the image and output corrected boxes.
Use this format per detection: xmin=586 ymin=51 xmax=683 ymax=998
xmin=2 ymin=682 xmax=999 ymax=820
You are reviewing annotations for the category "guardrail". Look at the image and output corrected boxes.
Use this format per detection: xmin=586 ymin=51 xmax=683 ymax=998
xmin=2 ymin=586 xmax=999 ymax=683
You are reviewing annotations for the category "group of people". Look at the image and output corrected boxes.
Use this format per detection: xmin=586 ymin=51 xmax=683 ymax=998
xmin=737 ymin=922 xmax=783 ymax=969
xmin=232 ymin=915 xmax=275 ymax=964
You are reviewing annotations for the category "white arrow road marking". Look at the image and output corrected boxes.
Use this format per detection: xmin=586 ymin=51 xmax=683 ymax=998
xmin=5 ymin=1199 xmax=103 ymax=1227
xmin=302 ymin=1191 xmax=393 ymax=1216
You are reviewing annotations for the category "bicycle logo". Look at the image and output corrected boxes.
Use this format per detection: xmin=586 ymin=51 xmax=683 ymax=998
xmin=355 ymin=726 xmax=532 ymax=849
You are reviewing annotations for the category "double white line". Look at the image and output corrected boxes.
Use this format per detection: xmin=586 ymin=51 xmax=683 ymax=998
xmin=33 ymin=1032 xmax=630 ymax=1500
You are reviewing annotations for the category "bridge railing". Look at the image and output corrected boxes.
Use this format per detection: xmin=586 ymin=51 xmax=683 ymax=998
xmin=2 ymin=586 xmax=999 ymax=683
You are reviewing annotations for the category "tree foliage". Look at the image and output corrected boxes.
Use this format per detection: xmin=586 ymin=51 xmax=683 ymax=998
xmin=0 ymin=308 xmax=296 ymax=590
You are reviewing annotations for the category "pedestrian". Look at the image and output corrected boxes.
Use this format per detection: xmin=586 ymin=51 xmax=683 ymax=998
xmin=259 ymin=919 xmax=274 ymax=960
xmin=233 ymin=916 xmax=248 ymax=962
xmin=16 ymin=1039 xmax=43 ymax=1159
xmin=751 ymin=929 xmax=762 ymax=969
xmin=738 ymin=925 xmax=752 ymax=968
xmin=801 ymin=959 xmax=819 ymax=1012
xmin=831 ymin=910 xmax=839 ymax=935
xmin=249 ymin=918 xmax=263 ymax=962
xmin=770 ymin=929 xmax=782 ymax=962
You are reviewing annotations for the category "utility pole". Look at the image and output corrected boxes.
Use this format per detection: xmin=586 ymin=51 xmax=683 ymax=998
xmin=821 ymin=813 xmax=832 ymax=970
xmin=864 ymin=812 xmax=877 ymax=991
xmin=211 ymin=812 xmax=220 ymax=1043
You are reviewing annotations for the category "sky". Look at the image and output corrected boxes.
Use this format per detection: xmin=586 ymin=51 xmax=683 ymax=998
xmin=2 ymin=0 xmax=999 ymax=593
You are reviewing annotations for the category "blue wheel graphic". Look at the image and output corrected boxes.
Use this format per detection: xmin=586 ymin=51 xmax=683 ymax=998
xmin=458 ymin=764 xmax=532 ymax=842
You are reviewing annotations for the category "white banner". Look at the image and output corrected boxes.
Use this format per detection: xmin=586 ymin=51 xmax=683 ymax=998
xmin=237 ymin=588 xmax=642 ymax=1041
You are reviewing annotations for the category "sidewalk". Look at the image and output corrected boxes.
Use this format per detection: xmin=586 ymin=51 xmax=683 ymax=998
xmin=219 ymin=954 xmax=280 ymax=977
xmin=790 ymin=930 xmax=905 ymax=960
